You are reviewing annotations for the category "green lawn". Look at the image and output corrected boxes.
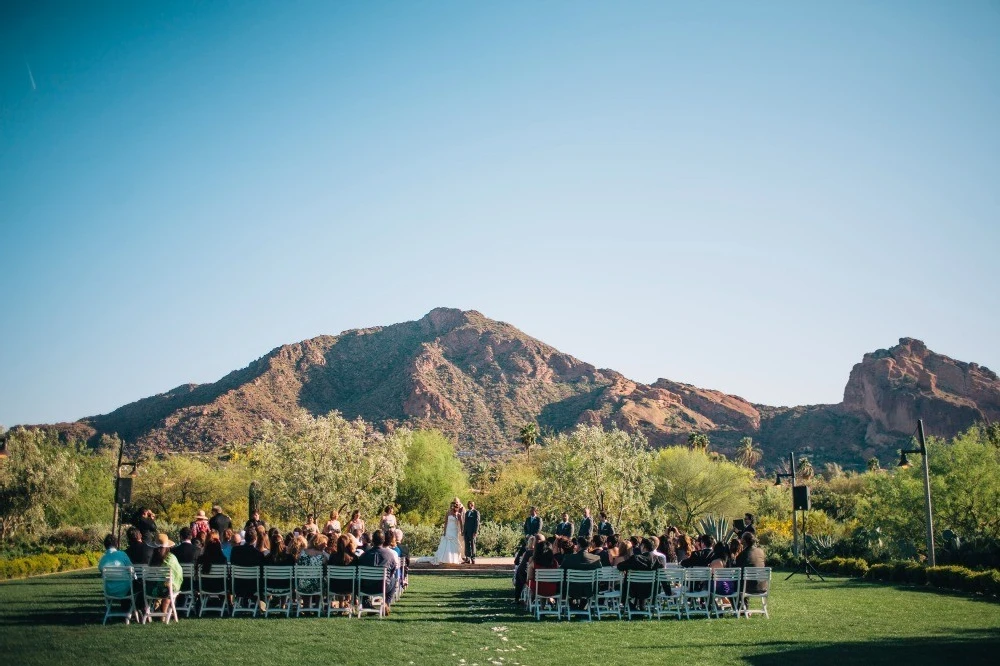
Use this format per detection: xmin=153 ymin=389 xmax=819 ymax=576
xmin=0 ymin=570 xmax=997 ymax=665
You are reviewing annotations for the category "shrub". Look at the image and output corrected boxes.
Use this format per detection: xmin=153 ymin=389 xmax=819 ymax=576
xmin=398 ymin=523 xmax=440 ymax=557
xmin=0 ymin=551 xmax=101 ymax=580
xmin=475 ymin=522 xmax=522 ymax=557
xmin=866 ymin=563 xmax=892 ymax=581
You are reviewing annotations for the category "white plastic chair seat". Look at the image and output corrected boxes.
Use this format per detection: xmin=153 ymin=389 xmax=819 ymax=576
xmin=294 ymin=565 xmax=325 ymax=617
xmin=357 ymin=566 xmax=389 ymax=618
xmin=326 ymin=566 xmax=357 ymax=617
xmin=711 ymin=567 xmax=743 ymax=618
xmin=742 ymin=567 xmax=772 ymax=619
xmin=230 ymin=565 xmax=262 ymax=617
xmin=682 ymin=567 xmax=713 ymax=620
xmin=595 ymin=567 xmax=622 ymax=620
xmin=262 ymin=565 xmax=293 ymax=617
xmin=101 ymin=566 xmax=139 ymax=625
xmin=175 ymin=563 xmax=196 ymax=617
xmin=623 ymin=569 xmax=658 ymax=620
xmin=142 ymin=566 xmax=179 ymax=624
xmin=564 ymin=569 xmax=598 ymax=621
xmin=655 ymin=567 xmax=685 ymax=620
xmin=197 ymin=565 xmax=229 ymax=617
xmin=532 ymin=569 xmax=566 ymax=621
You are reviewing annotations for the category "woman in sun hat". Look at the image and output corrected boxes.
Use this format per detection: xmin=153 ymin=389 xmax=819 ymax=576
xmin=147 ymin=533 xmax=183 ymax=620
xmin=191 ymin=509 xmax=210 ymax=539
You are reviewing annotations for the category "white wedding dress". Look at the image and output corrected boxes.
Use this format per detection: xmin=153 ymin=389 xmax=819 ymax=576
xmin=431 ymin=514 xmax=465 ymax=565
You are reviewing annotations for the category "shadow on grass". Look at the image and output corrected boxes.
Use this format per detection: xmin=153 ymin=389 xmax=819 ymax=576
xmin=744 ymin=629 xmax=999 ymax=665
xmin=837 ymin=577 xmax=1000 ymax=605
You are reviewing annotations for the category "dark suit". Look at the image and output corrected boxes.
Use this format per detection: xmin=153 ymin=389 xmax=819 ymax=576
xmin=523 ymin=515 xmax=542 ymax=536
xmin=230 ymin=544 xmax=264 ymax=599
xmin=597 ymin=520 xmax=614 ymax=537
xmin=579 ymin=517 xmax=593 ymax=540
xmin=463 ymin=509 xmax=480 ymax=562
xmin=681 ymin=548 xmax=713 ymax=568
xmin=554 ymin=521 xmax=573 ymax=538
xmin=562 ymin=550 xmax=601 ymax=605
xmin=171 ymin=541 xmax=198 ymax=564
xmin=209 ymin=512 xmax=232 ymax=534
xmin=617 ymin=553 xmax=663 ymax=603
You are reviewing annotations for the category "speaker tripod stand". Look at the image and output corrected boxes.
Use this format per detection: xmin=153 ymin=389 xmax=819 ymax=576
xmin=785 ymin=509 xmax=825 ymax=581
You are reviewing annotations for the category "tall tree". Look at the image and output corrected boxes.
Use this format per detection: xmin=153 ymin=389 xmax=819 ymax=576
xmin=687 ymin=432 xmax=711 ymax=453
xmin=395 ymin=430 xmax=469 ymax=523
xmin=0 ymin=428 xmax=78 ymax=541
xmin=798 ymin=456 xmax=815 ymax=480
xmin=650 ymin=446 xmax=754 ymax=531
xmin=736 ymin=436 xmax=762 ymax=468
xmin=519 ymin=423 xmax=538 ymax=455
xmin=250 ymin=411 xmax=409 ymax=522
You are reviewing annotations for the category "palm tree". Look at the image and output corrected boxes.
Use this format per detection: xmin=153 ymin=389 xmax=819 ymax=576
xmin=736 ymin=436 xmax=762 ymax=468
xmin=687 ymin=432 xmax=710 ymax=453
xmin=867 ymin=457 xmax=881 ymax=472
xmin=519 ymin=423 xmax=538 ymax=455
xmin=797 ymin=456 xmax=815 ymax=480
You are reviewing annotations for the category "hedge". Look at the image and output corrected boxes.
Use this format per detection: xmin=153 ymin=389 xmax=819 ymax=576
xmin=0 ymin=551 xmax=101 ymax=581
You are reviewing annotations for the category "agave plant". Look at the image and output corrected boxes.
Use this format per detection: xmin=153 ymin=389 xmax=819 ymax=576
xmin=698 ymin=514 xmax=732 ymax=543
xmin=805 ymin=534 xmax=835 ymax=559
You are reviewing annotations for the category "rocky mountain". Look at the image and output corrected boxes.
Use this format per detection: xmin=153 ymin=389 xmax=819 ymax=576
xmin=31 ymin=309 xmax=1000 ymax=470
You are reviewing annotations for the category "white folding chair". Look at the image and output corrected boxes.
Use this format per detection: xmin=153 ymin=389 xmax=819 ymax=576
xmin=357 ymin=566 xmax=389 ymax=618
xmin=655 ymin=567 xmax=685 ymax=620
xmin=595 ymin=567 xmax=622 ymax=620
xmin=623 ymin=570 xmax=658 ymax=620
xmin=294 ymin=565 xmax=325 ymax=617
xmin=142 ymin=567 xmax=179 ymax=624
xmin=197 ymin=565 xmax=229 ymax=617
xmin=101 ymin=566 xmax=139 ymax=625
xmin=564 ymin=569 xmax=598 ymax=622
xmin=682 ymin=567 xmax=713 ymax=619
xmin=262 ymin=565 xmax=294 ymax=617
xmin=711 ymin=568 xmax=743 ymax=618
xmin=326 ymin=566 xmax=357 ymax=617
xmin=230 ymin=566 xmax=262 ymax=617
xmin=174 ymin=563 xmax=196 ymax=617
xmin=532 ymin=569 xmax=566 ymax=621
xmin=741 ymin=567 xmax=771 ymax=619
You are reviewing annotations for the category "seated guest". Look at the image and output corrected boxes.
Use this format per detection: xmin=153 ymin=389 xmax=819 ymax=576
xmin=727 ymin=537 xmax=743 ymax=567
xmin=231 ymin=528 xmax=265 ymax=567
xmin=677 ymin=533 xmax=694 ymax=561
xmin=513 ymin=535 xmax=537 ymax=603
xmin=125 ymin=527 xmax=152 ymax=565
xmin=198 ymin=531 xmax=228 ymax=586
xmin=657 ymin=533 xmax=678 ymax=564
xmin=563 ymin=536 xmax=601 ymax=609
xmin=328 ymin=535 xmax=358 ymax=609
xmin=527 ymin=540 xmax=559 ymax=601
xmin=552 ymin=536 xmax=572 ymax=566
xmin=592 ymin=534 xmax=610 ymax=566
xmin=611 ymin=539 xmax=631 ymax=567
xmin=681 ymin=535 xmax=715 ymax=567
xmin=357 ymin=530 xmax=400 ymax=607
xmin=709 ymin=542 xmax=735 ymax=597
xmin=264 ymin=530 xmax=292 ymax=566
xmin=392 ymin=529 xmax=411 ymax=570
xmin=301 ymin=534 xmax=329 ymax=566
xmin=171 ymin=527 xmax=198 ymax=564
xmin=98 ymin=534 xmax=133 ymax=605
xmin=617 ymin=538 xmax=663 ymax=609
xmin=148 ymin=534 xmax=183 ymax=621
xmin=221 ymin=528 xmax=237 ymax=562
xmin=255 ymin=525 xmax=270 ymax=556
xmin=648 ymin=536 xmax=668 ymax=568
xmin=735 ymin=532 xmax=767 ymax=593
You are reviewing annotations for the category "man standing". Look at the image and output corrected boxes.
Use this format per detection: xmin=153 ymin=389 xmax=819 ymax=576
xmin=597 ymin=512 xmax=614 ymax=537
xmin=463 ymin=501 xmax=481 ymax=565
xmin=555 ymin=512 xmax=573 ymax=538
xmin=579 ymin=508 xmax=594 ymax=541
xmin=209 ymin=505 xmax=231 ymax=535
xmin=135 ymin=508 xmax=158 ymax=545
xmin=244 ymin=509 xmax=266 ymax=535
xmin=523 ymin=506 xmax=542 ymax=537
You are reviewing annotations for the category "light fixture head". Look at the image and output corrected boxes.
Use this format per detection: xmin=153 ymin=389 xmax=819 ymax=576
xmin=898 ymin=450 xmax=911 ymax=469
xmin=774 ymin=474 xmax=782 ymax=486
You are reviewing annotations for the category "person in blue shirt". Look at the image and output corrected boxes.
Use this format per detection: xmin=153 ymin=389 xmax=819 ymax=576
xmin=98 ymin=534 xmax=134 ymax=601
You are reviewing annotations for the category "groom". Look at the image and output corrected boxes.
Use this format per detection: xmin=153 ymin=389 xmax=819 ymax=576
xmin=462 ymin=501 xmax=480 ymax=565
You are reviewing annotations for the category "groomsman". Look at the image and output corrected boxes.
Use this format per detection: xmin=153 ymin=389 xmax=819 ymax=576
xmin=463 ymin=502 xmax=481 ymax=565
xmin=579 ymin=508 xmax=593 ymax=540
xmin=597 ymin=512 xmax=614 ymax=537
xmin=523 ymin=506 xmax=542 ymax=536
xmin=555 ymin=512 xmax=573 ymax=538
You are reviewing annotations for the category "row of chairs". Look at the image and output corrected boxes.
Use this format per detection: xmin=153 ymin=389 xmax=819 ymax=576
xmin=101 ymin=563 xmax=401 ymax=625
xmin=522 ymin=566 xmax=771 ymax=621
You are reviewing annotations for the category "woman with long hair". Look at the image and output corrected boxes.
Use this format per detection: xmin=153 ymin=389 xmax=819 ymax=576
xmin=255 ymin=525 xmax=270 ymax=556
xmin=347 ymin=511 xmax=365 ymax=537
xmin=430 ymin=500 xmax=465 ymax=565
xmin=324 ymin=510 xmax=342 ymax=535
xmin=380 ymin=505 xmax=398 ymax=531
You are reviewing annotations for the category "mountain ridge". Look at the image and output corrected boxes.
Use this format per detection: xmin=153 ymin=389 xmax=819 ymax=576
xmin=24 ymin=307 xmax=1000 ymax=470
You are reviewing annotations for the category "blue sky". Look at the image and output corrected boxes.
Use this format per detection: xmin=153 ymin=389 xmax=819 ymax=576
xmin=1 ymin=1 xmax=998 ymax=426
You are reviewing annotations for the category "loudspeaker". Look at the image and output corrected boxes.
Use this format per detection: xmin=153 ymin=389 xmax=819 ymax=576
xmin=793 ymin=485 xmax=811 ymax=511
xmin=116 ymin=477 xmax=133 ymax=505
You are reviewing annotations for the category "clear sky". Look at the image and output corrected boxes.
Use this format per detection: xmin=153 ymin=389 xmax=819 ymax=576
xmin=1 ymin=1 xmax=998 ymax=426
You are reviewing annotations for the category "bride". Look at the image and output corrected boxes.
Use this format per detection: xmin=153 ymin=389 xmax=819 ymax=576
xmin=431 ymin=499 xmax=465 ymax=565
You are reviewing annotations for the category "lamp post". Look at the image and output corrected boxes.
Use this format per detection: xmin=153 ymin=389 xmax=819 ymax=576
xmin=774 ymin=451 xmax=798 ymax=557
xmin=898 ymin=419 xmax=936 ymax=566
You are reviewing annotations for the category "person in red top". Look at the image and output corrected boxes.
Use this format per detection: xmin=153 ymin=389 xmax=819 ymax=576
xmin=191 ymin=510 xmax=211 ymax=540
xmin=527 ymin=540 xmax=560 ymax=598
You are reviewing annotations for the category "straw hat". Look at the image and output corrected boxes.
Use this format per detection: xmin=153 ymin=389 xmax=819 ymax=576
xmin=154 ymin=533 xmax=175 ymax=549
xmin=194 ymin=509 xmax=208 ymax=520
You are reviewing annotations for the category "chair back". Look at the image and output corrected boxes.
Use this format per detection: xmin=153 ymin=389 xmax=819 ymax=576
xmin=102 ymin=566 xmax=135 ymax=598
xmin=683 ymin=567 xmax=712 ymax=593
xmin=262 ymin=565 xmax=292 ymax=593
xmin=742 ymin=567 xmax=771 ymax=593
xmin=564 ymin=569 xmax=597 ymax=600
xmin=142 ymin=566 xmax=174 ymax=600
xmin=294 ymin=565 xmax=324 ymax=595
xmin=230 ymin=565 xmax=261 ymax=595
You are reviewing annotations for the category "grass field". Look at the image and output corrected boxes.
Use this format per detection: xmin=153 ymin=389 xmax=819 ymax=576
xmin=0 ymin=569 xmax=997 ymax=665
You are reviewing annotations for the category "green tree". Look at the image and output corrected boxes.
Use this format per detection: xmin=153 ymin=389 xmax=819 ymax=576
xmin=797 ymin=456 xmax=815 ymax=480
xmin=736 ymin=436 xmax=762 ymax=468
xmin=132 ymin=453 xmax=251 ymax=525
xmin=649 ymin=446 xmax=754 ymax=531
xmin=531 ymin=425 xmax=653 ymax=530
xmin=395 ymin=430 xmax=469 ymax=524
xmin=45 ymin=437 xmax=118 ymax=528
xmin=477 ymin=455 xmax=540 ymax=524
xmin=687 ymin=432 xmax=710 ymax=453
xmin=519 ymin=423 xmax=538 ymax=455
xmin=250 ymin=411 xmax=409 ymax=522
xmin=0 ymin=428 xmax=79 ymax=540
xmin=867 ymin=457 xmax=881 ymax=472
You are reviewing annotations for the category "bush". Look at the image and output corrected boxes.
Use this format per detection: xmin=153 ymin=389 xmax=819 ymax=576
xmin=475 ymin=522 xmax=522 ymax=557
xmin=398 ymin=523 xmax=441 ymax=557
xmin=866 ymin=563 xmax=892 ymax=582
xmin=0 ymin=551 xmax=101 ymax=580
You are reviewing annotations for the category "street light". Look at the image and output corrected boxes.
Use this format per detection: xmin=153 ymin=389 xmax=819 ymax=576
xmin=897 ymin=419 xmax=936 ymax=566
